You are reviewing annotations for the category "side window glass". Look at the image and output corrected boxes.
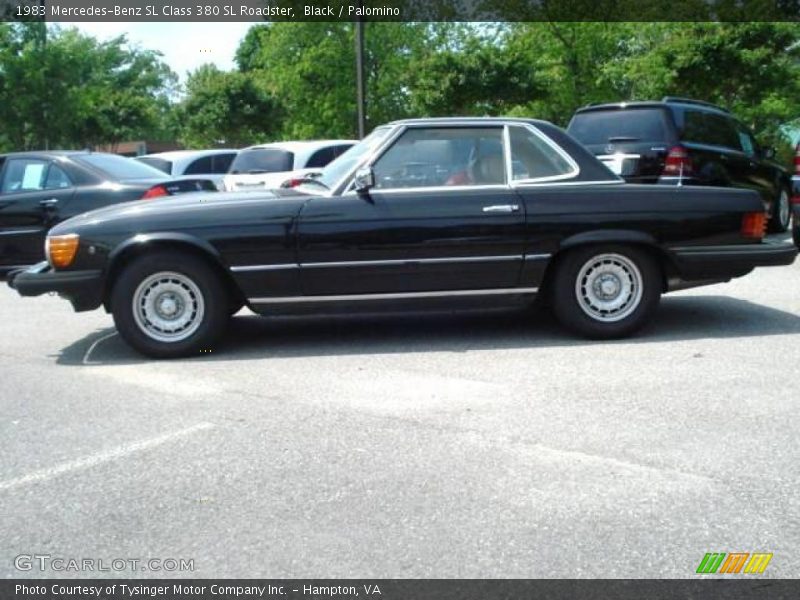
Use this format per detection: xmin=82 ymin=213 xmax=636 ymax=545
xmin=682 ymin=110 xmax=706 ymax=143
xmin=372 ymin=127 xmax=505 ymax=189
xmin=306 ymin=147 xmax=335 ymax=168
xmin=509 ymin=126 xmax=576 ymax=181
xmin=44 ymin=163 xmax=72 ymax=189
xmin=213 ymin=154 xmax=236 ymax=173
xmin=333 ymin=144 xmax=353 ymax=159
xmin=184 ymin=156 xmax=213 ymax=175
xmin=1 ymin=159 xmax=48 ymax=193
xmin=684 ymin=111 xmax=739 ymax=150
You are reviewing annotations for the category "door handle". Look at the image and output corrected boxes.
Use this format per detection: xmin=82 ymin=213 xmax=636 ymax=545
xmin=40 ymin=198 xmax=59 ymax=207
xmin=482 ymin=204 xmax=519 ymax=213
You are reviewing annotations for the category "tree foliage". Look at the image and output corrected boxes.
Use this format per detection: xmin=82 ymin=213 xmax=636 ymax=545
xmin=173 ymin=64 xmax=282 ymax=147
xmin=1 ymin=22 xmax=799 ymax=164
xmin=0 ymin=23 xmax=176 ymax=151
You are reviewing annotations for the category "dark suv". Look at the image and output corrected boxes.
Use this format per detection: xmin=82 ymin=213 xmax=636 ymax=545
xmin=567 ymin=97 xmax=792 ymax=233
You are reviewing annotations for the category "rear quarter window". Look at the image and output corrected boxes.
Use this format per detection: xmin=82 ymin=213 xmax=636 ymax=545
xmin=137 ymin=157 xmax=172 ymax=174
xmin=568 ymin=108 xmax=671 ymax=146
xmin=184 ymin=156 xmax=214 ymax=175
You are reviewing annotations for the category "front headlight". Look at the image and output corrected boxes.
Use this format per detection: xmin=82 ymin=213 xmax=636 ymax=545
xmin=46 ymin=234 xmax=80 ymax=268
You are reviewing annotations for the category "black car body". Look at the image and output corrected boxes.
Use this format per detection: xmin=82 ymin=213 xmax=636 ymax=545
xmin=792 ymin=179 xmax=799 ymax=248
xmin=0 ymin=151 xmax=217 ymax=274
xmin=567 ymin=97 xmax=793 ymax=233
xmin=792 ymin=142 xmax=800 ymax=248
xmin=8 ymin=118 xmax=797 ymax=358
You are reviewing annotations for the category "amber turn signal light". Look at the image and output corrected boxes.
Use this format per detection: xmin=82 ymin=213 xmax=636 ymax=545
xmin=740 ymin=212 xmax=767 ymax=239
xmin=46 ymin=234 xmax=80 ymax=268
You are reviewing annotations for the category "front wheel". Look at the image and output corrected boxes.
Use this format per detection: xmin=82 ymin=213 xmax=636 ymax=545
xmin=550 ymin=245 xmax=661 ymax=339
xmin=111 ymin=252 xmax=229 ymax=358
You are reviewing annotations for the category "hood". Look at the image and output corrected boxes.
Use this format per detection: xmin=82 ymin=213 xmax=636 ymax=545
xmin=50 ymin=189 xmax=309 ymax=235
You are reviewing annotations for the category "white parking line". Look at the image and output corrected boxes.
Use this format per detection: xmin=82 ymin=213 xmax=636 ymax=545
xmin=82 ymin=331 xmax=118 ymax=365
xmin=0 ymin=422 xmax=214 ymax=492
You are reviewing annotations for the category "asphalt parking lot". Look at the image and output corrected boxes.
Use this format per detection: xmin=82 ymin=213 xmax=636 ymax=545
xmin=1 ymin=236 xmax=799 ymax=579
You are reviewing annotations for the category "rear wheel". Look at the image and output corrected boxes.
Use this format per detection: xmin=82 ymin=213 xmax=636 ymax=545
xmin=111 ymin=252 xmax=229 ymax=358
xmin=551 ymin=245 xmax=661 ymax=339
xmin=768 ymin=188 xmax=791 ymax=233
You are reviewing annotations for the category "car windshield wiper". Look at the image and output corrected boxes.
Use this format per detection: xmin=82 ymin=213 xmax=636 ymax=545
xmin=607 ymin=136 xmax=640 ymax=143
xmin=246 ymin=169 xmax=271 ymax=174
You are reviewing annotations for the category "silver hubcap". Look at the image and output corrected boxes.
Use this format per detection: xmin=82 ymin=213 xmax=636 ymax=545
xmin=576 ymin=253 xmax=643 ymax=323
xmin=778 ymin=190 xmax=790 ymax=229
xmin=132 ymin=272 xmax=205 ymax=343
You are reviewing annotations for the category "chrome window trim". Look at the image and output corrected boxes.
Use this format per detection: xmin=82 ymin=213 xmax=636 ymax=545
xmin=249 ymin=287 xmax=539 ymax=304
xmin=513 ymin=179 xmax=623 ymax=188
xmin=341 ymin=184 xmax=510 ymax=197
xmin=332 ymin=124 xmax=407 ymax=196
xmin=503 ymin=125 xmax=514 ymax=185
xmin=507 ymin=124 xmax=581 ymax=185
xmin=342 ymin=123 xmax=510 ymax=195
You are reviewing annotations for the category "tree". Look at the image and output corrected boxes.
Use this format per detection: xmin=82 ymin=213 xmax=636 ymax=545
xmin=408 ymin=24 xmax=541 ymax=117
xmin=0 ymin=23 xmax=177 ymax=151
xmin=605 ymin=23 xmax=800 ymax=155
xmin=174 ymin=64 xmax=283 ymax=147
xmin=234 ymin=22 xmax=451 ymax=138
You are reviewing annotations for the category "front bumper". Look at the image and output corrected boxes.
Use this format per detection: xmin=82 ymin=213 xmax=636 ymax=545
xmin=669 ymin=240 xmax=797 ymax=280
xmin=8 ymin=262 xmax=104 ymax=312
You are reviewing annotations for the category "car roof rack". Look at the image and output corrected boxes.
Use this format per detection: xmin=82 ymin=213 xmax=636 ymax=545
xmin=661 ymin=96 xmax=729 ymax=113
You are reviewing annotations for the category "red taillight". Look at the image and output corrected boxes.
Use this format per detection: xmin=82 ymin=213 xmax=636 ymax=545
xmin=741 ymin=211 xmax=767 ymax=239
xmin=662 ymin=145 xmax=694 ymax=177
xmin=793 ymin=142 xmax=800 ymax=176
xmin=281 ymin=178 xmax=304 ymax=188
xmin=141 ymin=185 xmax=168 ymax=200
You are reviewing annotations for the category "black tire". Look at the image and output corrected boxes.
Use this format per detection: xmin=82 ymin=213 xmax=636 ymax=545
xmin=768 ymin=187 xmax=791 ymax=234
xmin=550 ymin=245 xmax=661 ymax=339
xmin=110 ymin=252 xmax=229 ymax=358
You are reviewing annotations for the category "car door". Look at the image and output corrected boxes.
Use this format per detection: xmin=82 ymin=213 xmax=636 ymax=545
xmin=0 ymin=157 xmax=76 ymax=268
xmin=297 ymin=125 xmax=527 ymax=296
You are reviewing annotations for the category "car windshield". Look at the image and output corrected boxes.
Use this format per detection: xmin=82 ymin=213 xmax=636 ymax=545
xmin=568 ymin=108 xmax=669 ymax=146
xmin=136 ymin=157 xmax=172 ymax=174
xmin=310 ymin=127 xmax=393 ymax=191
xmin=229 ymin=148 xmax=294 ymax=174
xmin=76 ymin=153 xmax=168 ymax=180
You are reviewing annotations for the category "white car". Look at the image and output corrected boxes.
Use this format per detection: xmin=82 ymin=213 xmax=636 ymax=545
xmin=222 ymin=140 xmax=356 ymax=192
xmin=136 ymin=150 xmax=238 ymax=190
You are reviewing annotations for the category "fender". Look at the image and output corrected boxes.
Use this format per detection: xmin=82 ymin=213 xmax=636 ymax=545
xmin=558 ymin=229 xmax=659 ymax=251
xmin=108 ymin=232 xmax=224 ymax=268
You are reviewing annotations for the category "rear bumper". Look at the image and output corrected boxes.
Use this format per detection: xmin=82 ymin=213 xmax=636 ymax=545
xmin=7 ymin=262 xmax=104 ymax=312
xmin=669 ymin=240 xmax=797 ymax=280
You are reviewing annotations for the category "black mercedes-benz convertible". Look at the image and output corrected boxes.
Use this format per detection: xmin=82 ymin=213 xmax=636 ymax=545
xmin=8 ymin=118 xmax=797 ymax=357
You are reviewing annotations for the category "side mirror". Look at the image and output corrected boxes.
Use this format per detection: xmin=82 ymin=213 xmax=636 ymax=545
xmin=762 ymin=146 xmax=776 ymax=160
xmin=353 ymin=166 xmax=375 ymax=194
